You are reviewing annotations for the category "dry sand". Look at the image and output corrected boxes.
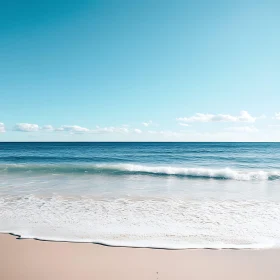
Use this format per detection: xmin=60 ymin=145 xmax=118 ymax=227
xmin=0 ymin=234 xmax=279 ymax=280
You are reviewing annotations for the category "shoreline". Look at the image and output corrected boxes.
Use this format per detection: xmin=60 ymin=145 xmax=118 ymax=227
xmin=1 ymin=233 xmax=280 ymax=280
xmin=2 ymin=232 xmax=277 ymax=250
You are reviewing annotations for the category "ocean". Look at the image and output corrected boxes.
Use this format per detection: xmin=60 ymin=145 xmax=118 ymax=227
xmin=0 ymin=142 xmax=280 ymax=249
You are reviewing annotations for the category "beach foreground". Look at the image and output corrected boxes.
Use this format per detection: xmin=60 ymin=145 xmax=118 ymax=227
xmin=0 ymin=234 xmax=279 ymax=280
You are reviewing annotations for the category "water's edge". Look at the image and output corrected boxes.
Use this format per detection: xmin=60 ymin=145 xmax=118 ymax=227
xmin=1 ymin=231 xmax=276 ymax=250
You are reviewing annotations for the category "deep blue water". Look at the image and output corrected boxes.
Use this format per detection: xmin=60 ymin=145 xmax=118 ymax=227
xmin=1 ymin=142 xmax=280 ymax=170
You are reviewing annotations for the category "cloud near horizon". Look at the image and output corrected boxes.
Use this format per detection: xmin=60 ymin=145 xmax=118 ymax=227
xmin=0 ymin=123 xmax=5 ymax=133
xmin=93 ymin=126 xmax=129 ymax=134
xmin=177 ymin=111 xmax=257 ymax=123
xmin=56 ymin=125 xmax=90 ymax=133
xmin=2 ymin=115 xmax=271 ymax=139
xmin=42 ymin=125 xmax=54 ymax=131
xmin=14 ymin=123 xmax=40 ymax=132
xmin=56 ymin=125 xmax=131 ymax=134
xmin=11 ymin=123 xmax=132 ymax=134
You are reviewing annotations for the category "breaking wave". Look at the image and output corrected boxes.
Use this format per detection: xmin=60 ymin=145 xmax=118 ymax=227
xmin=1 ymin=163 xmax=280 ymax=181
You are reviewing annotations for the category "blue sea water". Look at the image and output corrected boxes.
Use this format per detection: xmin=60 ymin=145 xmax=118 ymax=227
xmin=0 ymin=142 xmax=280 ymax=248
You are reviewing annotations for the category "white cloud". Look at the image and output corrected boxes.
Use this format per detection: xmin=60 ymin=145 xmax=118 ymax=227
xmin=0 ymin=123 xmax=5 ymax=133
xmin=134 ymin=129 xmax=142 ymax=134
xmin=42 ymin=125 xmax=54 ymax=131
xmin=14 ymin=123 xmax=40 ymax=132
xmin=177 ymin=111 xmax=256 ymax=123
xmin=12 ymin=123 xmax=131 ymax=134
xmin=142 ymin=121 xmax=153 ymax=127
xmin=274 ymin=113 xmax=280 ymax=120
xmin=54 ymin=125 xmax=130 ymax=134
xmin=225 ymin=126 xmax=258 ymax=133
xmin=56 ymin=125 xmax=90 ymax=133
xmin=92 ymin=126 xmax=129 ymax=134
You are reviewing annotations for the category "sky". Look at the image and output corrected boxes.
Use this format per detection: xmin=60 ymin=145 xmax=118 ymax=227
xmin=0 ymin=0 xmax=280 ymax=141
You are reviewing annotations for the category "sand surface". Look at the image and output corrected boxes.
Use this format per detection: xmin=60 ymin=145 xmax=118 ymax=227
xmin=0 ymin=234 xmax=279 ymax=280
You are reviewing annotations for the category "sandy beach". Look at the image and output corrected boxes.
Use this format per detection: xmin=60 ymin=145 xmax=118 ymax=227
xmin=0 ymin=234 xmax=279 ymax=280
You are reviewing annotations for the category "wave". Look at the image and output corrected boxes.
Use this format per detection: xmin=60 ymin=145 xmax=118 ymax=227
xmin=1 ymin=163 xmax=280 ymax=181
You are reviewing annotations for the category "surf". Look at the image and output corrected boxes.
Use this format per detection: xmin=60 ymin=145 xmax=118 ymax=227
xmin=1 ymin=163 xmax=280 ymax=181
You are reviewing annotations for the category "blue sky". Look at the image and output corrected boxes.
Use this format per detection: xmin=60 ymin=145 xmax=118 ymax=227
xmin=1 ymin=0 xmax=280 ymax=141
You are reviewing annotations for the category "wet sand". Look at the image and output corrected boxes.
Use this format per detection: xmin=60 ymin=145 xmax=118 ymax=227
xmin=0 ymin=234 xmax=279 ymax=280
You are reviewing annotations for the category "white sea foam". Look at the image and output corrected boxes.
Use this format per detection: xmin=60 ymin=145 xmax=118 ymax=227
xmin=96 ymin=164 xmax=280 ymax=181
xmin=1 ymin=195 xmax=280 ymax=249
